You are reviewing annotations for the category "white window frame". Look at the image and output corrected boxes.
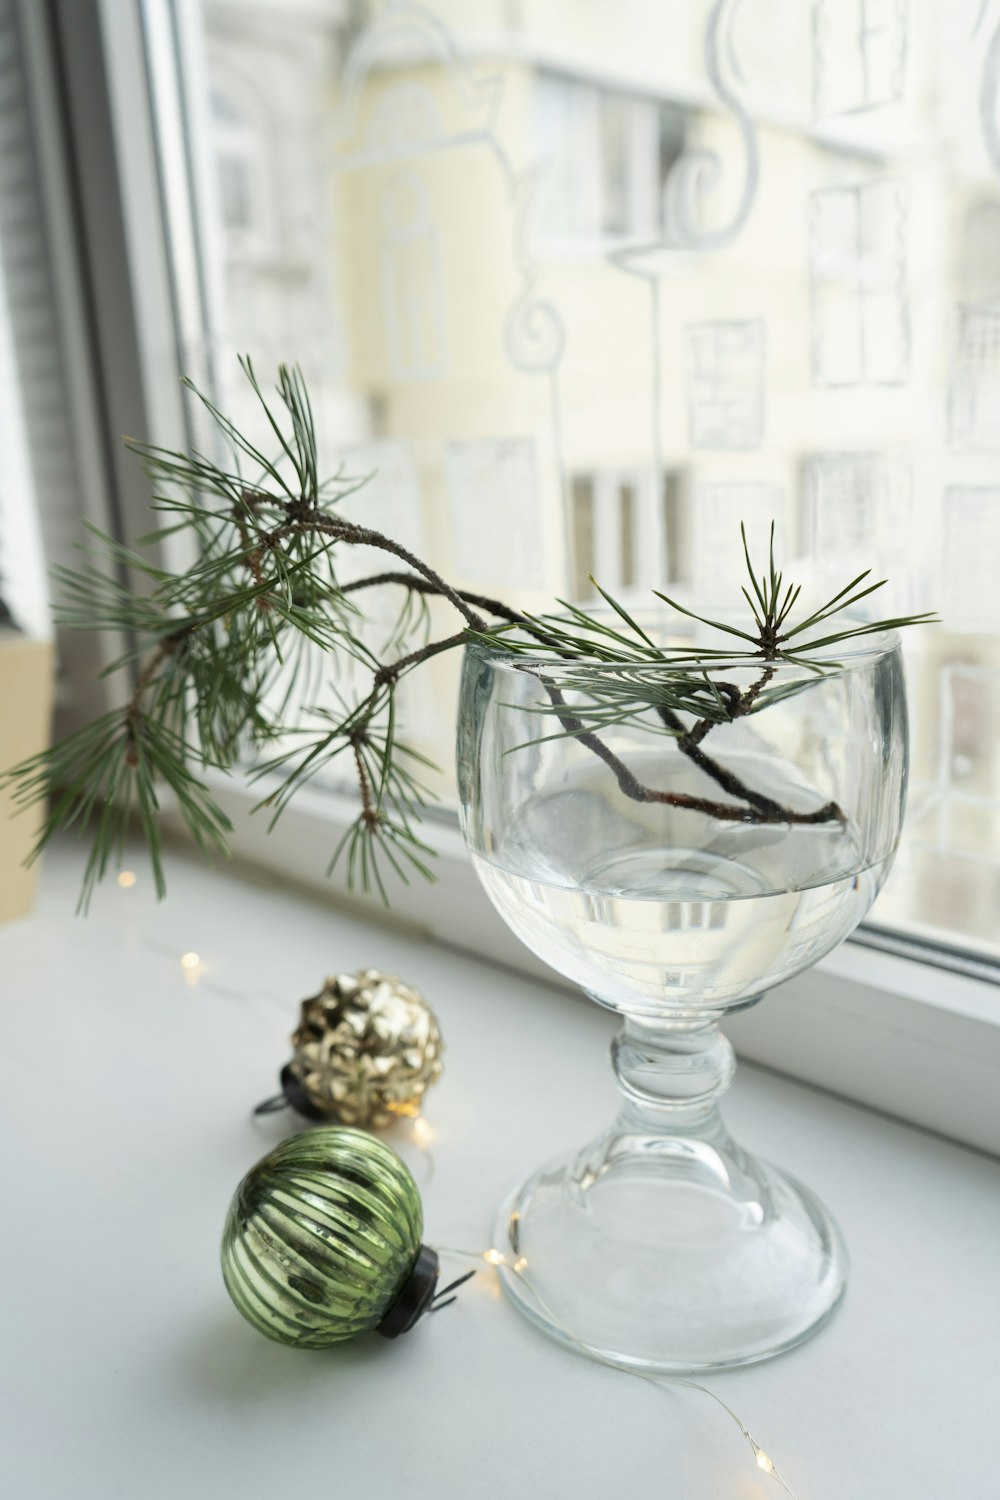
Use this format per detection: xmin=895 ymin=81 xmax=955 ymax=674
xmin=62 ymin=0 xmax=1000 ymax=1157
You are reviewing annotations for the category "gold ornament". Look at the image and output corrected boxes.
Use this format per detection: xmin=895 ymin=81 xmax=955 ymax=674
xmin=271 ymin=969 xmax=443 ymax=1129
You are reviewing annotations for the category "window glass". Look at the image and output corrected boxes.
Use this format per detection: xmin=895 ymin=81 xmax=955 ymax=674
xmin=151 ymin=0 xmax=1000 ymax=968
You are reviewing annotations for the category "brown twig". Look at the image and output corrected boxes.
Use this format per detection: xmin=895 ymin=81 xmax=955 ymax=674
xmin=262 ymin=520 xmax=489 ymax=632
xmin=374 ymin=632 xmax=469 ymax=689
xmin=342 ymin=571 xmax=841 ymax=826
xmin=739 ymin=662 xmax=776 ymax=714
xmin=546 ymin=686 xmax=841 ymax=826
xmin=123 ymin=631 xmax=190 ymax=764
xmin=342 ymin=571 xmax=525 ymax=626
xmin=350 ymin=734 xmax=378 ymax=829
xmin=119 ymin=537 xmax=843 ymax=836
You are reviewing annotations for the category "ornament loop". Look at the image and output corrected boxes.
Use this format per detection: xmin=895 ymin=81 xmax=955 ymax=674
xmin=252 ymin=1094 xmax=290 ymax=1116
xmin=430 ymin=1267 xmax=477 ymax=1312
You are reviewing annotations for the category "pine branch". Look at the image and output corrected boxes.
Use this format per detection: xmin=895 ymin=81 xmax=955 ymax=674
xmin=0 ymin=363 xmax=936 ymax=909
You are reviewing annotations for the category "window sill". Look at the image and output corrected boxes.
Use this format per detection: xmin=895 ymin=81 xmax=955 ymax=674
xmin=2 ymin=833 xmax=998 ymax=1497
xmin=165 ymin=775 xmax=1000 ymax=1157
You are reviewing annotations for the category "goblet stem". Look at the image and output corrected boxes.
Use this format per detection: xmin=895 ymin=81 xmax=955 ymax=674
xmin=612 ymin=1015 xmax=737 ymax=1131
xmin=569 ymin=1013 xmax=756 ymax=1212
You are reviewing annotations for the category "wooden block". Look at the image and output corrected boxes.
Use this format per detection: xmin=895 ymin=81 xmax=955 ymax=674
xmin=0 ymin=632 xmax=54 ymax=923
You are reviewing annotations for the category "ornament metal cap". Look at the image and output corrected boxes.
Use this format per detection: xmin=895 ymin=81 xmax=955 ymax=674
xmin=377 ymin=1245 xmax=440 ymax=1339
xmin=252 ymin=1065 xmax=326 ymax=1121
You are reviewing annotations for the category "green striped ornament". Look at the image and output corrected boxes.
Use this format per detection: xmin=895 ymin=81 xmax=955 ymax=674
xmin=221 ymin=1127 xmax=424 ymax=1347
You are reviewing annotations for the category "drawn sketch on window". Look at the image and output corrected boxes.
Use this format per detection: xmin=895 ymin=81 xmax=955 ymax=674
xmin=942 ymin=486 xmax=1000 ymax=633
xmin=445 ymin=437 xmax=545 ymax=589
xmin=810 ymin=178 xmax=910 ymax=386
xmin=379 ymin=171 xmax=447 ymax=381
xmin=812 ymin=0 xmax=909 ymax=118
xmin=948 ymin=303 xmax=1000 ymax=451
xmin=802 ymin=451 xmax=912 ymax=600
xmin=685 ymin=321 xmax=765 ymax=450
xmin=690 ymin=482 xmax=784 ymax=600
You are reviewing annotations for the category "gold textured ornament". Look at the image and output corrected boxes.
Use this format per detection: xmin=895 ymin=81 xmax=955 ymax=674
xmin=257 ymin=969 xmax=443 ymax=1128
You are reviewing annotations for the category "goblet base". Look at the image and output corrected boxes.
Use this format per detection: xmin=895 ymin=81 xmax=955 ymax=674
xmin=494 ymin=1131 xmax=847 ymax=1373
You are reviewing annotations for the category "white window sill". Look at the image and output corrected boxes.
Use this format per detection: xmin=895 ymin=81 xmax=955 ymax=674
xmin=180 ymin=776 xmax=1000 ymax=1157
xmin=2 ymin=836 xmax=998 ymax=1498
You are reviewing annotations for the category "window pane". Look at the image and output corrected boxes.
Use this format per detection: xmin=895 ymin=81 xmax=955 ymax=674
xmin=618 ymin=481 xmax=636 ymax=589
xmin=663 ymin=469 xmax=687 ymax=585
xmin=570 ymin=475 xmax=595 ymax=599
xmin=536 ymin=73 xmax=584 ymax=238
xmin=148 ymin=0 xmax=1000 ymax=969
xmin=598 ymin=95 xmax=631 ymax=236
xmin=657 ymin=103 xmax=686 ymax=233
xmin=216 ymin=156 xmax=251 ymax=231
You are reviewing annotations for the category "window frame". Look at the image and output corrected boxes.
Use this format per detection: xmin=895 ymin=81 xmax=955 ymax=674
xmin=9 ymin=0 xmax=168 ymax=727
xmin=62 ymin=0 xmax=1000 ymax=1155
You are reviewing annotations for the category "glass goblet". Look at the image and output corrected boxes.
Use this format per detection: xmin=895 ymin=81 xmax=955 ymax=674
xmin=457 ymin=630 xmax=906 ymax=1371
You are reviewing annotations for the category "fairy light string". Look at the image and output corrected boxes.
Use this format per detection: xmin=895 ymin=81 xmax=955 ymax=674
xmin=139 ymin=931 xmax=441 ymax=1176
xmin=435 ymin=1231 xmax=800 ymax=1500
xmin=126 ymin=896 xmax=796 ymax=1490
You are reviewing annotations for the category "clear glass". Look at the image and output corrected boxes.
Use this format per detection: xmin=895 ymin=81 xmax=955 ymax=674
xmin=457 ymin=627 xmax=907 ymax=1370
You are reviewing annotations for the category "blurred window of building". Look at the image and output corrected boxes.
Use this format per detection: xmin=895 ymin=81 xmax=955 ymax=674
xmin=211 ymin=89 xmax=261 ymax=239
xmin=538 ymin=72 xmax=688 ymax=244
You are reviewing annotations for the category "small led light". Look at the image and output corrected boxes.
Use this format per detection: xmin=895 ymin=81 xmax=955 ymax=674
xmin=513 ymin=1256 xmax=528 ymax=1273
xmin=117 ymin=870 xmax=137 ymax=889
xmin=412 ymin=1117 xmax=435 ymax=1149
xmin=756 ymin=1450 xmax=775 ymax=1474
xmin=483 ymin=1248 xmax=505 ymax=1266
xmin=180 ymin=952 xmax=201 ymax=971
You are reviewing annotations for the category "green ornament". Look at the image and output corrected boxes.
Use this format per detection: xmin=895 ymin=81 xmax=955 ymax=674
xmin=221 ymin=1127 xmax=441 ymax=1346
